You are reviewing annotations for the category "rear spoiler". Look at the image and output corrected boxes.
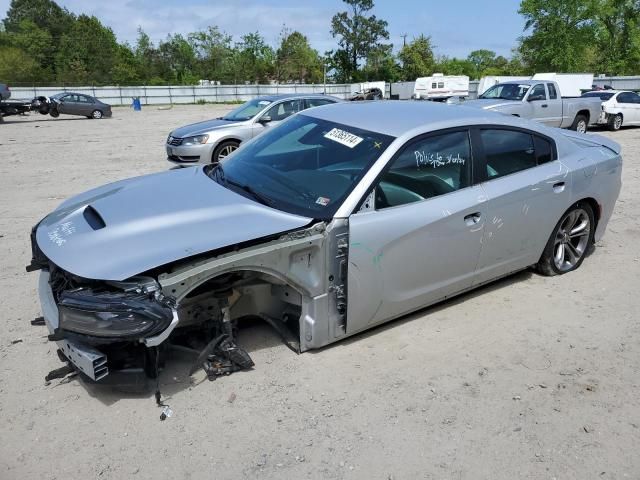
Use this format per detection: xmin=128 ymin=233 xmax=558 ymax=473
xmin=561 ymin=130 xmax=621 ymax=155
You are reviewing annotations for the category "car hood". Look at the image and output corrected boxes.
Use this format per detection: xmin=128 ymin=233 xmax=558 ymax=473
xmin=170 ymin=118 xmax=244 ymax=138
xmin=464 ymin=99 xmax=517 ymax=109
xmin=35 ymin=167 xmax=312 ymax=281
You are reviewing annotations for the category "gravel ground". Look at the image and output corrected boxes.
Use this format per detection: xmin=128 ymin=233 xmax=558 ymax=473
xmin=0 ymin=105 xmax=639 ymax=480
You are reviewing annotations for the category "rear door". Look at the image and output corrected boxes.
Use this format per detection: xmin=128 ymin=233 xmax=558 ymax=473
xmin=616 ymin=92 xmax=640 ymax=124
xmin=346 ymin=129 xmax=487 ymax=334
xmin=472 ymin=127 xmax=570 ymax=284
xmin=77 ymin=95 xmax=95 ymax=115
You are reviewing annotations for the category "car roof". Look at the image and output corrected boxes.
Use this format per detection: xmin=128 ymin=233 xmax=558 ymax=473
xmin=499 ymin=80 xmax=545 ymax=86
xmin=254 ymin=93 xmax=340 ymax=102
xmin=301 ymin=100 xmax=522 ymax=137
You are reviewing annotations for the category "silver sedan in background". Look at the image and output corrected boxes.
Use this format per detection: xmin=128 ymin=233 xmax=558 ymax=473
xmin=166 ymin=93 xmax=341 ymax=166
xmin=29 ymin=101 xmax=621 ymax=385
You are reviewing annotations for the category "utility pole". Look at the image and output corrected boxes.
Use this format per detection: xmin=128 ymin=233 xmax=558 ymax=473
xmin=401 ymin=34 xmax=408 ymax=47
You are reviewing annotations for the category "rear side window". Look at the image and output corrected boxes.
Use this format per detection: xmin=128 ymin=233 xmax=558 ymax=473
xmin=480 ymin=129 xmax=556 ymax=179
xmin=617 ymin=92 xmax=640 ymax=104
xmin=547 ymin=83 xmax=558 ymax=99
xmin=534 ymin=136 xmax=553 ymax=164
xmin=306 ymin=98 xmax=335 ymax=108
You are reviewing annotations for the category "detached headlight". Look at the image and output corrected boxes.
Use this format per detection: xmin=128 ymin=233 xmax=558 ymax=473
xmin=182 ymin=134 xmax=209 ymax=145
xmin=58 ymin=289 xmax=173 ymax=339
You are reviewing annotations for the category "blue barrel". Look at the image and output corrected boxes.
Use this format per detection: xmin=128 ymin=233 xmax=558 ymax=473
xmin=132 ymin=97 xmax=141 ymax=111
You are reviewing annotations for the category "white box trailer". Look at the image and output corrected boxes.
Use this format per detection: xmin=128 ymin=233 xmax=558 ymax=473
xmin=477 ymin=76 xmax=530 ymax=95
xmin=413 ymin=74 xmax=469 ymax=100
xmin=531 ymin=73 xmax=594 ymax=97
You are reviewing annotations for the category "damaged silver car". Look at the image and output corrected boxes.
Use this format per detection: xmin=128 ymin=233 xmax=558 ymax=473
xmin=28 ymin=101 xmax=622 ymax=386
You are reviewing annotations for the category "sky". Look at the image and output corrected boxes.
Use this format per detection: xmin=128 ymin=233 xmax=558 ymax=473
xmin=0 ymin=0 xmax=526 ymax=58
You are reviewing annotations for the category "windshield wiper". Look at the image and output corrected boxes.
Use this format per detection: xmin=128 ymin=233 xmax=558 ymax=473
xmin=225 ymin=178 xmax=276 ymax=207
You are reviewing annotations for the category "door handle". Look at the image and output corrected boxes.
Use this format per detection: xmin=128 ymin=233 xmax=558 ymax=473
xmin=553 ymin=181 xmax=565 ymax=193
xmin=464 ymin=212 xmax=482 ymax=226
xmin=541 ymin=104 xmax=548 ymax=108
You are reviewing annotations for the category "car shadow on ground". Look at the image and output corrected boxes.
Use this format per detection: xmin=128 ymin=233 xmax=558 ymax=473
xmin=309 ymin=268 xmax=536 ymax=354
xmin=1 ymin=117 xmax=89 ymax=124
xmin=66 ymin=267 xmax=540 ymax=406
xmin=77 ymin=320 xmax=287 ymax=406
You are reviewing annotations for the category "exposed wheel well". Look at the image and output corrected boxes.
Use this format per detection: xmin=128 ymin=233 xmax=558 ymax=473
xmin=576 ymin=197 xmax=601 ymax=233
xmin=576 ymin=110 xmax=590 ymax=122
xmin=177 ymin=269 xmax=303 ymax=344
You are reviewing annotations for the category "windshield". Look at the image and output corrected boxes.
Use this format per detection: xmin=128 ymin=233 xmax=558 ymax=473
xmin=581 ymin=91 xmax=614 ymax=101
xmin=206 ymin=114 xmax=395 ymax=219
xmin=480 ymin=83 xmax=531 ymax=101
xmin=222 ymin=98 xmax=272 ymax=121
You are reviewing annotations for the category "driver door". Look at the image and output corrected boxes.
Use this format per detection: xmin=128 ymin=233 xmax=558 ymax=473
xmin=346 ymin=129 xmax=487 ymax=335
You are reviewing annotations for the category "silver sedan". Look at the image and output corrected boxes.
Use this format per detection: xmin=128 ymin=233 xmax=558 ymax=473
xmin=29 ymin=101 xmax=621 ymax=385
xmin=166 ymin=94 xmax=341 ymax=166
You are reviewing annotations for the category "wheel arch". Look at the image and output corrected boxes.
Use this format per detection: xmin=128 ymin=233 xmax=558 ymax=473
xmin=576 ymin=109 xmax=590 ymax=122
xmin=575 ymin=197 xmax=601 ymax=233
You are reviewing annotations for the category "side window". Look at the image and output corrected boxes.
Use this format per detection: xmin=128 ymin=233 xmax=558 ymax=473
xmin=437 ymin=82 xmax=445 ymax=88
xmin=431 ymin=82 xmax=437 ymax=88
xmin=533 ymin=135 xmax=554 ymax=164
xmin=480 ymin=129 xmax=536 ymax=179
xmin=79 ymin=95 xmax=93 ymax=103
xmin=376 ymin=130 xmax=471 ymax=209
xmin=264 ymin=99 xmax=302 ymax=121
xmin=529 ymin=84 xmax=547 ymax=100
xmin=617 ymin=92 xmax=635 ymax=104
xmin=547 ymin=83 xmax=558 ymax=99
xmin=633 ymin=93 xmax=640 ymax=104
xmin=306 ymin=98 xmax=334 ymax=108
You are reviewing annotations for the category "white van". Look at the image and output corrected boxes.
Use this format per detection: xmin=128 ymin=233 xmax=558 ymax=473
xmin=413 ymin=74 xmax=469 ymax=100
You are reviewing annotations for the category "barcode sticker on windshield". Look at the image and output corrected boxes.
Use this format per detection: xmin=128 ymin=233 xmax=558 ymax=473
xmin=324 ymin=128 xmax=363 ymax=149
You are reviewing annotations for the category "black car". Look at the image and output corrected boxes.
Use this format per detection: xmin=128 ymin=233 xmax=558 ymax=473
xmin=37 ymin=92 xmax=112 ymax=119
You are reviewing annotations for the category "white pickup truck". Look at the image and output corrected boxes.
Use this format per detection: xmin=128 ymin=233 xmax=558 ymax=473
xmin=465 ymin=80 xmax=602 ymax=132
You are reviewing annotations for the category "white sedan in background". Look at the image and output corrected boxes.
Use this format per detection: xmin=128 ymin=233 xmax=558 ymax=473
xmin=583 ymin=90 xmax=640 ymax=130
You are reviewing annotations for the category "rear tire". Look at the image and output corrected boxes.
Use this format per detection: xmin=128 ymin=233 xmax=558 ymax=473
xmin=608 ymin=113 xmax=622 ymax=131
xmin=91 ymin=109 xmax=103 ymax=119
xmin=212 ymin=140 xmax=240 ymax=163
xmin=571 ymin=114 xmax=588 ymax=133
xmin=537 ymin=202 xmax=595 ymax=276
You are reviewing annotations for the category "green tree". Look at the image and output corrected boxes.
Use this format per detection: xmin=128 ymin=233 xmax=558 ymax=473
xmin=398 ymin=35 xmax=435 ymax=80
xmin=234 ymin=32 xmax=274 ymax=83
xmin=2 ymin=19 xmax=55 ymax=82
xmin=55 ymin=14 xmax=118 ymax=84
xmin=362 ymin=44 xmax=400 ymax=81
xmin=276 ymin=29 xmax=323 ymax=83
xmin=188 ymin=26 xmax=235 ymax=82
xmin=467 ymin=49 xmax=498 ymax=79
xmin=594 ymin=0 xmax=640 ymax=74
xmin=111 ymin=43 xmax=140 ymax=85
xmin=329 ymin=0 xmax=389 ymax=82
xmin=3 ymin=0 xmax=74 ymax=38
xmin=0 ymin=45 xmax=41 ymax=83
xmin=433 ymin=56 xmax=475 ymax=77
xmin=518 ymin=0 xmax=598 ymax=72
xmin=157 ymin=34 xmax=199 ymax=84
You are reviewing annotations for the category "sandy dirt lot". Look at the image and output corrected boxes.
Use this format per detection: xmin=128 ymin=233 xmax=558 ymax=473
xmin=0 ymin=105 xmax=639 ymax=480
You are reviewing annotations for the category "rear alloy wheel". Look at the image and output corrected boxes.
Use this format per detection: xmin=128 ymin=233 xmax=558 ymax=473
xmin=537 ymin=203 xmax=594 ymax=276
xmin=212 ymin=140 xmax=240 ymax=163
xmin=609 ymin=113 xmax=622 ymax=131
xmin=91 ymin=109 xmax=103 ymax=119
xmin=572 ymin=114 xmax=588 ymax=133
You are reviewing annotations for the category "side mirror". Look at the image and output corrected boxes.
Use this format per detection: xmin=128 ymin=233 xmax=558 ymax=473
xmin=528 ymin=94 xmax=544 ymax=102
xmin=258 ymin=115 xmax=272 ymax=124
